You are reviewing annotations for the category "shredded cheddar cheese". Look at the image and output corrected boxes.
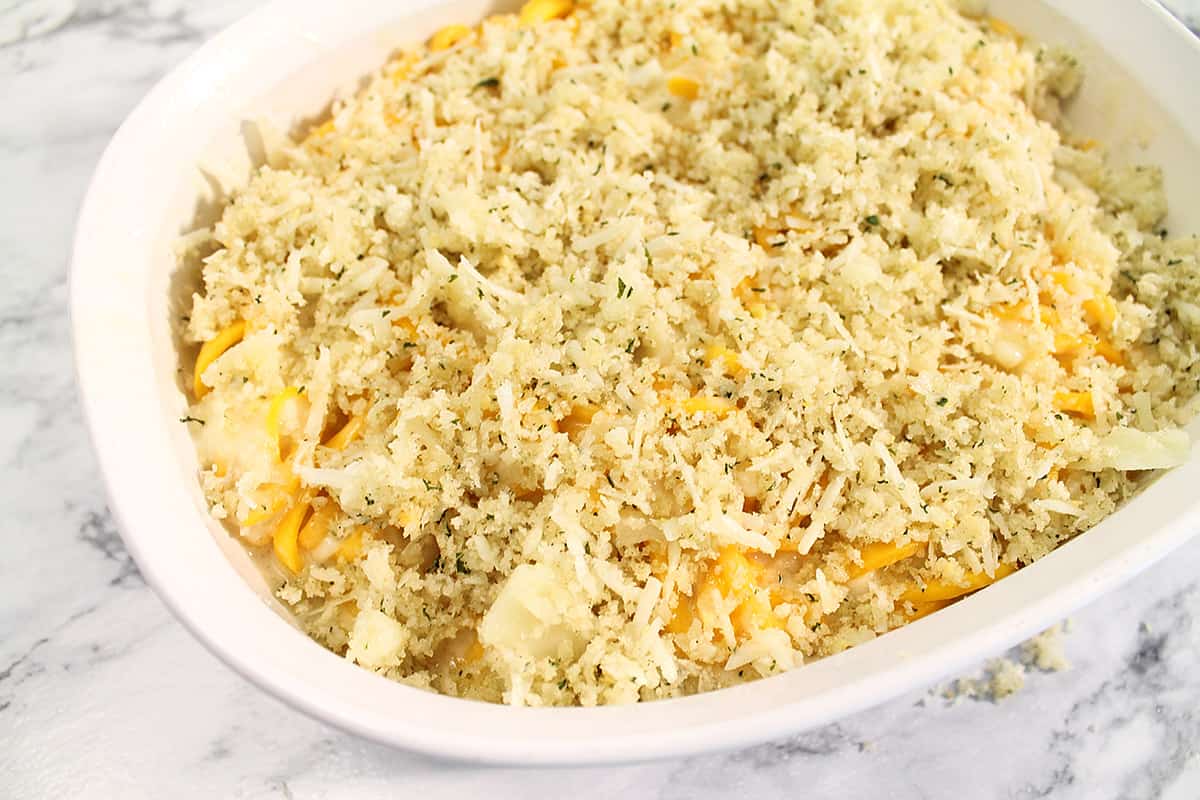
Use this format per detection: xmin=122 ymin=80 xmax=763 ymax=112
xmin=273 ymin=498 xmax=310 ymax=574
xmin=518 ymin=0 xmax=573 ymax=26
xmin=901 ymin=565 xmax=1017 ymax=604
xmin=704 ymin=344 xmax=745 ymax=377
xmin=848 ymin=539 xmax=925 ymax=580
xmin=192 ymin=320 xmax=245 ymax=399
xmin=557 ymin=404 xmax=598 ymax=439
xmin=1054 ymin=390 xmax=1095 ymax=419
xmin=666 ymin=76 xmax=700 ymax=100
xmin=323 ymin=414 xmax=365 ymax=451
xmin=429 ymin=24 xmax=472 ymax=51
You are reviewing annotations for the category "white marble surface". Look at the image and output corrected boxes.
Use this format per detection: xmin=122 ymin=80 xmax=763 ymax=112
xmin=3 ymin=1 xmax=1200 ymax=797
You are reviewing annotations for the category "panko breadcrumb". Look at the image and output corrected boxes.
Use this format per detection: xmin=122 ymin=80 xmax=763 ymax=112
xmin=180 ymin=0 xmax=1200 ymax=706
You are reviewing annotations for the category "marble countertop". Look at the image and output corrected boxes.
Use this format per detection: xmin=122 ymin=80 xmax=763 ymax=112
xmin=3 ymin=1 xmax=1200 ymax=797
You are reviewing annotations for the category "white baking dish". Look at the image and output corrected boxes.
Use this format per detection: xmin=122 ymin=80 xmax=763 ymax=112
xmin=70 ymin=0 xmax=1200 ymax=765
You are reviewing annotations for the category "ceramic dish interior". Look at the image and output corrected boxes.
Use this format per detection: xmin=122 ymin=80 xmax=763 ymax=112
xmin=71 ymin=0 xmax=1200 ymax=764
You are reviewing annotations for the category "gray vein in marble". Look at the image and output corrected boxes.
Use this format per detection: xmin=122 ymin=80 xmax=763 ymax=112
xmin=74 ymin=507 xmax=145 ymax=587
xmin=1 ymin=602 xmax=99 ymax=701
xmin=1 ymin=0 xmax=211 ymax=49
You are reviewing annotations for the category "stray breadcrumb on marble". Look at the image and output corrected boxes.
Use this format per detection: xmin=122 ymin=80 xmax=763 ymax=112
xmin=938 ymin=622 xmax=1069 ymax=702
xmin=1022 ymin=623 xmax=1071 ymax=672
xmin=988 ymin=658 xmax=1027 ymax=699
xmin=941 ymin=658 xmax=1025 ymax=702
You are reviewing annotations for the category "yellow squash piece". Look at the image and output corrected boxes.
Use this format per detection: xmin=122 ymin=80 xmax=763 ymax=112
xmin=753 ymin=225 xmax=784 ymax=251
xmin=336 ymin=528 xmax=366 ymax=563
xmin=1083 ymin=294 xmax=1118 ymax=333
xmin=644 ymin=542 xmax=669 ymax=582
xmin=667 ymin=76 xmax=700 ymax=100
xmin=710 ymin=546 xmax=759 ymax=597
xmin=1052 ymin=331 xmax=1094 ymax=359
xmin=1094 ymin=338 xmax=1126 ymax=367
xmin=713 ymin=547 xmax=781 ymax=635
xmin=429 ymin=23 xmax=471 ymax=51
xmin=241 ymin=488 xmax=289 ymax=527
xmin=705 ymin=344 xmax=744 ymax=377
xmin=266 ymin=386 xmax=306 ymax=461
xmin=906 ymin=599 xmax=953 ymax=622
xmin=990 ymin=297 xmax=1123 ymax=368
xmin=1045 ymin=269 xmax=1076 ymax=293
xmin=557 ymin=404 xmax=598 ymax=440
xmin=669 ymin=547 xmax=778 ymax=638
xmin=848 ymin=539 xmax=926 ymax=580
xmin=391 ymin=315 xmax=418 ymax=340
xmin=733 ymin=276 xmax=759 ymax=301
xmin=240 ymin=474 xmax=301 ymax=527
xmin=273 ymin=497 xmax=311 ymax=573
xmin=732 ymin=276 xmax=771 ymax=319
xmin=192 ymin=320 xmax=246 ymax=399
xmin=324 ymin=414 xmax=366 ymax=451
xmin=298 ymin=501 xmax=339 ymax=550
xmin=680 ymin=395 xmax=736 ymax=417
xmin=731 ymin=593 xmax=782 ymax=634
xmin=305 ymin=118 xmax=336 ymax=143
xmin=666 ymin=594 xmax=695 ymax=635
xmin=985 ymin=16 xmax=1024 ymax=43
xmin=385 ymin=53 xmax=418 ymax=83
xmin=990 ymin=301 xmax=1028 ymax=322
xmin=518 ymin=0 xmax=573 ymax=26
xmin=900 ymin=564 xmax=1016 ymax=604
xmin=1054 ymin=390 xmax=1095 ymax=419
